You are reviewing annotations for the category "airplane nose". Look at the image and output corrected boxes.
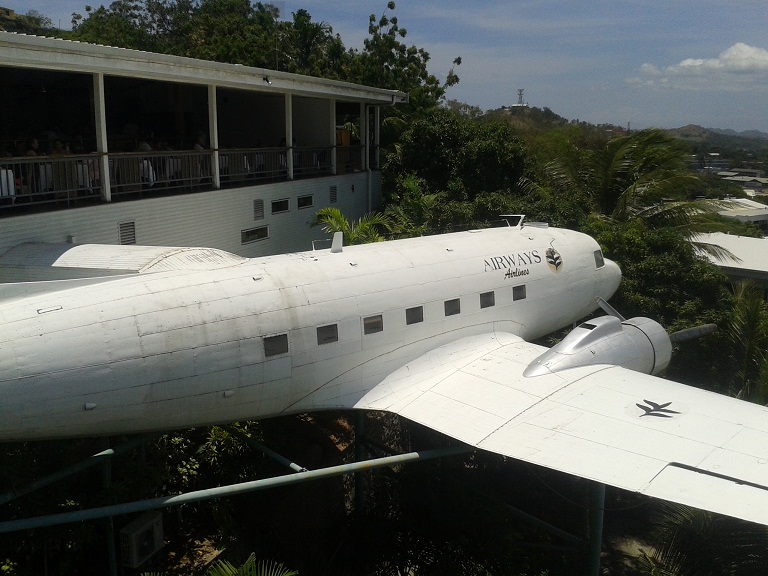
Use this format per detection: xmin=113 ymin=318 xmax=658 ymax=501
xmin=599 ymin=258 xmax=622 ymax=301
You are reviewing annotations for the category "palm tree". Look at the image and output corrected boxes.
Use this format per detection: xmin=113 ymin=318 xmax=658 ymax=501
xmin=724 ymin=281 xmax=768 ymax=403
xmin=637 ymin=503 xmax=768 ymax=576
xmin=313 ymin=207 xmax=392 ymax=245
xmin=539 ymin=129 xmax=697 ymax=221
xmin=206 ymin=554 xmax=298 ymax=576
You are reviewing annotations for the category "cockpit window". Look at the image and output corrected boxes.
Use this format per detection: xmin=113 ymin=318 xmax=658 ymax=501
xmin=594 ymin=249 xmax=605 ymax=269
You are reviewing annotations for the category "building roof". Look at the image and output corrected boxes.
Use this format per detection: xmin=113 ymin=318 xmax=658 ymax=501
xmin=716 ymin=198 xmax=768 ymax=223
xmin=0 ymin=32 xmax=408 ymax=105
xmin=694 ymin=232 xmax=768 ymax=280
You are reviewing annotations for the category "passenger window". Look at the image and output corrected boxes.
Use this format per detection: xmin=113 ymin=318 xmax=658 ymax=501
xmin=513 ymin=285 xmax=526 ymax=301
xmin=406 ymin=306 xmax=424 ymax=325
xmin=317 ymin=324 xmax=338 ymax=345
xmin=480 ymin=291 xmax=495 ymax=309
xmin=363 ymin=315 xmax=383 ymax=335
xmin=264 ymin=334 xmax=289 ymax=357
xmin=444 ymin=298 xmax=461 ymax=316
xmin=594 ymin=249 xmax=605 ymax=269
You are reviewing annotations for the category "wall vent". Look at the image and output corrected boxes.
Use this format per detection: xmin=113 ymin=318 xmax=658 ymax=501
xmin=253 ymin=199 xmax=265 ymax=220
xmin=118 ymin=222 xmax=136 ymax=245
xmin=330 ymin=185 xmax=337 ymax=203
xmin=120 ymin=511 xmax=163 ymax=568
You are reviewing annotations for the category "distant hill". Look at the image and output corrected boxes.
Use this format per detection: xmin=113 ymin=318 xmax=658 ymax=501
xmin=707 ymin=127 xmax=768 ymax=140
xmin=0 ymin=6 xmax=58 ymax=34
xmin=663 ymin=124 xmax=768 ymax=153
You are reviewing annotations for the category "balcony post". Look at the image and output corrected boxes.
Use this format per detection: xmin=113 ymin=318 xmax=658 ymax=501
xmin=285 ymin=93 xmax=293 ymax=179
xmin=208 ymin=85 xmax=220 ymax=189
xmin=93 ymin=72 xmax=112 ymax=202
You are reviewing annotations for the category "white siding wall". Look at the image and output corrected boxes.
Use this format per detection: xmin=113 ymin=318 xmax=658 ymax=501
xmin=0 ymin=172 xmax=382 ymax=259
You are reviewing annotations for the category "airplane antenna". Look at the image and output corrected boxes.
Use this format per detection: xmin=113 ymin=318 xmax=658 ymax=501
xmin=330 ymin=231 xmax=344 ymax=253
xmin=595 ymin=297 xmax=626 ymax=321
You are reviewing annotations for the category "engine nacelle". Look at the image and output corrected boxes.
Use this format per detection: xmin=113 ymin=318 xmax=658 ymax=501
xmin=524 ymin=315 xmax=672 ymax=377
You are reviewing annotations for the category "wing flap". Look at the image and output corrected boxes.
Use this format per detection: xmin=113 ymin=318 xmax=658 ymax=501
xmin=644 ymin=464 xmax=768 ymax=526
xmin=358 ymin=332 xmax=768 ymax=525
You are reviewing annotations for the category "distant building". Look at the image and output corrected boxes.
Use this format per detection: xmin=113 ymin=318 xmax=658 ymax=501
xmin=695 ymin=232 xmax=768 ymax=298
xmin=714 ymin=198 xmax=768 ymax=231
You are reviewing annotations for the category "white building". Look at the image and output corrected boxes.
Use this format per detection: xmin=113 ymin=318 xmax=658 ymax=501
xmin=0 ymin=33 xmax=407 ymax=262
xmin=695 ymin=232 xmax=768 ymax=298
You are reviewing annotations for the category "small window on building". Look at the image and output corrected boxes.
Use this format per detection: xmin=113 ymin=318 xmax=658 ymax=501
xmin=594 ymin=249 xmax=605 ymax=269
xmin=363 ymin=315 xmax=383 ymax=335
xmin=298 ymin=195 xmax=314 ymax=209
xmin=444 ymin=298 xmax=461 ymax=316
xmin=330 ymin=185 xmax=338 ymax=203
xmin=406 ymin=306 xmax=424 ymax=325
xmin=480 ymin=291 xmax=495 ymax=309
xmin=241 ymin=225 xmax=269 ymax=244
xmin=317 ymin=324 xmax=339 ymax=345
xmin=253 ymin=199 xmax=265 ymax=220
xmin=513 ymin=285 xmax=526 ymax=301
xmin=264 ymin=334 xmax=289 ymax=357
xmin=272 ymin=198 xmax=290 ymax=214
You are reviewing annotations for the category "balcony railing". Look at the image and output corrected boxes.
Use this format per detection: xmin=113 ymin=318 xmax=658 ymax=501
xmin=0 ymin=154 xmax=102 ymax=209
xmin=0 ymin=144 xmax=367 ymax=214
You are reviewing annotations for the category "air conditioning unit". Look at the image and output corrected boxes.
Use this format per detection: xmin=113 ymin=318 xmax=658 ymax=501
xmin=120 ymin=510 xmax=163 ymax=568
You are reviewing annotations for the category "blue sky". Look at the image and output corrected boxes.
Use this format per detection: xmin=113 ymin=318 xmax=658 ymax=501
xmin=7 ymin=0 xmax=768 ymax=132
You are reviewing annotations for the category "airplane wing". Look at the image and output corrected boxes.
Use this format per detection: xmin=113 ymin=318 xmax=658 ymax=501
xmin=355 ymin=332 xmax=768 ymax=526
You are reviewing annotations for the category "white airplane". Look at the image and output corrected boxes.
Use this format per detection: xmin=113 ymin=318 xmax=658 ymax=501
xmin=1 ymin=222 xmax=768 ymax=526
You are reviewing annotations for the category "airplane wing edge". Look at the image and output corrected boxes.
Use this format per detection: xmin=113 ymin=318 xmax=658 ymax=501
xmin=357 ymin=332 xmax=768 ymax=526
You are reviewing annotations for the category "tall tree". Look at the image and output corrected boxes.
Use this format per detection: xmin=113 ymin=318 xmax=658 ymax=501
xmin=282 ymin=9 xmax=347 ymax=78
xmin=70 ymin=0 xmax=155 ymax=50
xmin=382 ymin=108 xmax=529 ymax=232
xmin=723 ymin=282 xmax=768 ymax=402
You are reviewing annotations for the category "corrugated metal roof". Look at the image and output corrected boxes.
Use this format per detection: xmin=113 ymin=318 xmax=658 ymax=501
xmin=0 ymin=32 xmax=408 ymax=105
xmin=694 ymin=233 xmax=768 ymax=274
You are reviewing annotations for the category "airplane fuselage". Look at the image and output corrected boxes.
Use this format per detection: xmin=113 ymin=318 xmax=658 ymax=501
xmin=0 ymin=226 xmax=620 ymax=440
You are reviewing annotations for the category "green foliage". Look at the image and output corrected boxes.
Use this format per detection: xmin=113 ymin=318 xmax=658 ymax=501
xmin=533 ymin=129 xmax=698 ymax=221
xmin=66 ymin=0 xmax=456 ymax=112
xmin=206 ymin=554 xmax=297 ymax=576
xmin=386 ymin=109 xmax=528 ymax=201
xmin=638 ymin=503 xmax=768 ymax=576
xmin=585 ymin=217 xmax=729 ymax=329
xmin=347 ymin=2 xmax=457 ymax=111
xmin=0 ymin=9 xmax=54 ymax=33
xmin=382 ymin=108 xmax=531 ymax=232
xmin=723 ymin=282 xmax=768 ymax=402
xmin=70 ymin=0 xmax=156 ymax=50
xmin=313 ymin=207 xmax=392 ymax=244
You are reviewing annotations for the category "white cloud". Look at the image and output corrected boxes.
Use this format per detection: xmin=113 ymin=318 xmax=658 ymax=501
xmin=645 ymin=43 xmax=767 ymax=76
xmin=635 ymin=43 xmax=768 ymax=92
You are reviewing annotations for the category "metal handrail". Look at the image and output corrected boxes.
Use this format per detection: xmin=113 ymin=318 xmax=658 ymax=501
xmin=0 ymin=144 xmax=367 ymax=214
